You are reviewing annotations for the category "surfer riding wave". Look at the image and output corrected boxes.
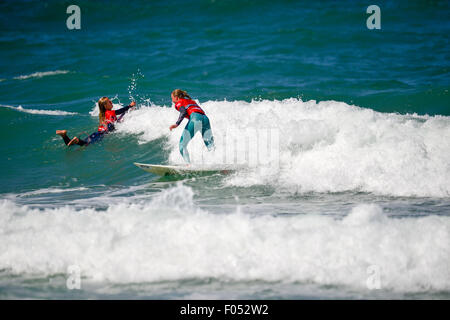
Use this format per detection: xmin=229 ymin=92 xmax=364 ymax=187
xmin=169 ymin=89 xmax=215 ymax=163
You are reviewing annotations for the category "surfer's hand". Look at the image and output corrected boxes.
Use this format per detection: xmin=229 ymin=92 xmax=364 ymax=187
xmin=129 ymin=101 xmax=136 ymax=107
xmin=169 ymin=124 xmax=178 ymax=131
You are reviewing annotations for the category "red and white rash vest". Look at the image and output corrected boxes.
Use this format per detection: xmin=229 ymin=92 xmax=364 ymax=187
xmin=175 ymin=98 xmax=205 ymax=119
xmin=98 ymin=110 xmax=118 ymax=132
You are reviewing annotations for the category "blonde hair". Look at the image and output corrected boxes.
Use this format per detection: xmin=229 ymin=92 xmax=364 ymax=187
xmin=171 ymin=89 xmax=191 ymax=99
xmin=98 ymin=97 xmax=109 ymax=124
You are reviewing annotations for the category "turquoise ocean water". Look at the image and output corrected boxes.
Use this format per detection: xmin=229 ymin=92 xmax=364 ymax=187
xmin=0 ymin=0 xmax=449 ymax=299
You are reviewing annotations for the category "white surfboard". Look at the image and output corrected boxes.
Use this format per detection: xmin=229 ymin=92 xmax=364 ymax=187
xmin=134 ymin=162 xmax=237 ymax=176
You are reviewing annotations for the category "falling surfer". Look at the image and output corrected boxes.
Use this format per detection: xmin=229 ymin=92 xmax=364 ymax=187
xmin=56 ymin=97 xmax=135 ymax=147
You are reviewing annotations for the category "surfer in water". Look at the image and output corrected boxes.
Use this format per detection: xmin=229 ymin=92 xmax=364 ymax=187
xmin=56 ymin=97 xmax=135 ymax=147
xmin=169 ymin=89 xmax=215 ymax=163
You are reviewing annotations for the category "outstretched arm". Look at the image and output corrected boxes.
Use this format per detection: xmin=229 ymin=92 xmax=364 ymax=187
xmin=170 ymin=106 xmax=187 ymax=131
xmin=115 ymin=101 xmax=136 ymax=115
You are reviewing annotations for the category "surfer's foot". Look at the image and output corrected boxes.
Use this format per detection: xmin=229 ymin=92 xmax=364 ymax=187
xmin=56 ymin=130 xmax=67 ymax=137
xmin=67 ymin=137 xmax=79 ymax=146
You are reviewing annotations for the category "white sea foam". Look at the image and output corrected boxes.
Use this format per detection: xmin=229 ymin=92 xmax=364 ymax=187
xmin=1 ymin=104 xmax=77 ymax=116
xmin=0 ymin=184 xmax=448 ymax=293
xmin=13 ymin=70 xmax=70 ymax=80
xmin=19 ymin=187 xmax=89 ymax=197
xmin=114 ymin=98 xmax=450 ymax=197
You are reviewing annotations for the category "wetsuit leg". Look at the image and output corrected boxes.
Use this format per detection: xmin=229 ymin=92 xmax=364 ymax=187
xmin=84 ymin=131 xmax=104 ymax=145
xmin=179 ymin=119 xmax=196 ymax=163
xmin=201 ymin=114 xmax=215 ymax=151
xmin=179 ymin=113 xmax=215 ymax=163
xmin=61 ymin=134 xmax=87 ymax=146
xmin=77 ymin=139 xmax=88 ymax=146
xmin=62 ymin=135 xmax=72 ymax=145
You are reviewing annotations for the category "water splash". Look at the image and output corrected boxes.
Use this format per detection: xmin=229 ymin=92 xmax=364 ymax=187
xmin=127 ymin=69 xmax=145 ymax=104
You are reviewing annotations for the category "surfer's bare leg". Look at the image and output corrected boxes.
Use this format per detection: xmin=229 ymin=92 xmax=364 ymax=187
xmin=69 ymin=137 xmax=88 ymax=146
xmin=56 ymin=130 xmax=67 ymax=136
xmin=67 ymin=137 xmax=80 ymax=146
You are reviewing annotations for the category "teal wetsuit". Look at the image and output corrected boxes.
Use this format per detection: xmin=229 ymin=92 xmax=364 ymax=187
xmin=179 ymin=112 xmax=215 ymax=163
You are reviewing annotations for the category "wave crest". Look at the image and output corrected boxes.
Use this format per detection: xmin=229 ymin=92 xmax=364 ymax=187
xmin=116 ymin=98 xmax=450 ymax=197
xmin=13 ymin=70 xmax=70 ymax=80
xmin=1 ymin=104 xmax=77 ymax=116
